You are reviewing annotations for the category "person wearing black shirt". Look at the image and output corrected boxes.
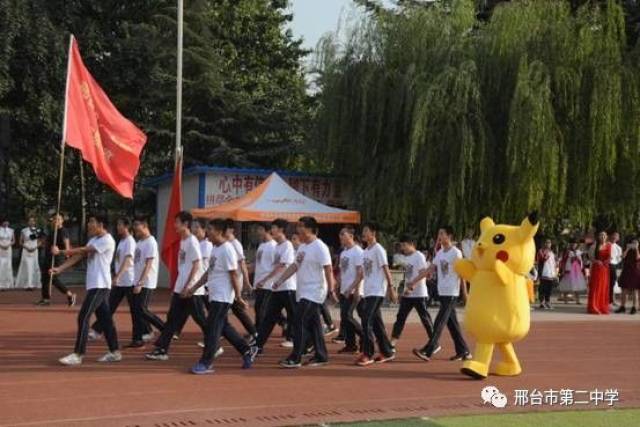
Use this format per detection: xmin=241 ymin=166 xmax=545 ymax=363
xmin=35 ymin=214 xmax=77 ymax=306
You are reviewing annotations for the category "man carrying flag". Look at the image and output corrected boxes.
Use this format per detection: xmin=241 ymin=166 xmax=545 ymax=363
xmin=48 ymin=35 xmax=147 ymax=364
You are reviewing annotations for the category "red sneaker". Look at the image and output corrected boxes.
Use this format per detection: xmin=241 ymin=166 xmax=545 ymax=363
xmin=374 ymin=353 xmax=396 ymax=364
xmin=355 ymin=354 xmax=374 ymax=366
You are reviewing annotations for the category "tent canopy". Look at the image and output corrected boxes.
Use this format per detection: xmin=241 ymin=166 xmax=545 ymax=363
xmin=191 ymin=172 xmax=360 ymax=224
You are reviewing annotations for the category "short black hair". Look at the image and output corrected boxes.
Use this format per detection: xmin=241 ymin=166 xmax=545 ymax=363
xmin=399 ymin=234 xmax=416 ymax=245
xmin=362 ymin=222 xmax=379 ymax=233
xmin=272 ymin=218 xmax=288 ymax=231
xmin=134 ymin=215 xmax=149 ymax=226
xmin=89 ymin=213 xmax=108 ymax=228
xmin=439 ymin=225 xmax=455 ymax=237
xmin=208 ymin=218 xmax=227 ymax=233
xmin=175 ymin=211 xmax=193 ymax=227
xmin=298 ymin=216 xmax=319 ymax=234
xmin=225 ymin=218 xmax=235 ymax=231
xmin=194 ymin=218 xmax=207 ymax=229
xmin=117 ymin=217 xmax=130 ymax=227
xmin=255 ymin=222 xmax=269 ymax=231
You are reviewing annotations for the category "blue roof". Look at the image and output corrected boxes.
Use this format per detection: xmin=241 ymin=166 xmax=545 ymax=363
xmin=143 ymin=165 xmax=334 ymax=187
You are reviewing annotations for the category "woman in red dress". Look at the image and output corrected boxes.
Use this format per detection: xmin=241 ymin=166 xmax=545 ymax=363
xmin=587 ymin=231 xmax=611 ymax=314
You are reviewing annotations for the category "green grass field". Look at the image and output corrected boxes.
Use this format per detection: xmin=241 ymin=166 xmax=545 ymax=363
xmin=330 ymin=409 xmax=639 ymax=427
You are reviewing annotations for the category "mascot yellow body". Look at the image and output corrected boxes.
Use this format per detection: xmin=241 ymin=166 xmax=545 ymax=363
xmin=454 ymin=212 xmax=539 ymax=379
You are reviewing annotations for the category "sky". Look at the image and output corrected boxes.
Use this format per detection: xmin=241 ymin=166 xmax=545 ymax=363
xmin=288 ymin=0 xmax=355 ymax=51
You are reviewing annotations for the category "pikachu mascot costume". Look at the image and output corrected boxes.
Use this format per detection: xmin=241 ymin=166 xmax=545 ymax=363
xmin=454 ymin=212 xmax=539 ymax=379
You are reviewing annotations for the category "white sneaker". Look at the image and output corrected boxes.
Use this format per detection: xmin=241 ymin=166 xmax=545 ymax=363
xmin=59 ymin=353 xmax=83 ymax=366
xmin=197 ymin=341 xmax=205 ymax=348
xmin=391 ymin=339 xmax=398 ymax=347
xmin=141 ymin=333 xmax=155 ymax=343
xmin=97 ymin=351 xmax=122 ymax=363
xmin=88 ymin=330 xmax=101 ymax=341
xmin=215 ymin=347 xmax=224 ymax=359
xmin=280 ymin=340 xmax=294 ymax=348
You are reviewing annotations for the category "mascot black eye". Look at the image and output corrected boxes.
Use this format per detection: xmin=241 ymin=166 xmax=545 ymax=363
xmin=493 ymin=234 xmax=506 ymax=245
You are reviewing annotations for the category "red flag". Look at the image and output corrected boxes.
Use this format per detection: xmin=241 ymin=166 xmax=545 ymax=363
xmin=161 ymin=154 xmax=183 ymax=290
xmin=64 ymin=35 xmax=147 ymax=198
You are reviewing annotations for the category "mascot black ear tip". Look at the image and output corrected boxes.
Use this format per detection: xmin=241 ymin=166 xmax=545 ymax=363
xmin=528 ymin=210 xmax=539 ymax=225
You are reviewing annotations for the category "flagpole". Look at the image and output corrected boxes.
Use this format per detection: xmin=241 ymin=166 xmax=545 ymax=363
xmin=175 ymin=0 xmax=184 ymax=164
xmin=48 ymin=34 xmax=74 ymax=298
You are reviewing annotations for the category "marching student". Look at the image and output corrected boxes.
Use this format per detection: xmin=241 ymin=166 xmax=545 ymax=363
xmin=413 ymin=226 xmax=471 ymax=362
xmin=390 ymin=235 xmax=433 ymax=346
xmin=274 ymin=216 xmax=336 ymax=368
xmin=145 ymin=211 xmax=207 ymax=361
xmin=225 ymin=220 xmax=258 ymax=341
xmin=336 ymin=226 xmax=365 ymax=354
xmin=89 ymin=218 xmax=136 ymax=344
xmin=131 ymin=216 xmax=164 ymax=343
xmin=36 ymin=213 xmax=76 ymax=306
xmin=194 ymin=218 xmax=213 ymax=311
xmin=52 ymin=214 xmax=120 ymax=365
xmin=174 ymin=218 xmax=213 ymax=344
xmin=194 ymin=219 xmax=213 ymax=278
xmin=255 ymin=218 xmax=298 ymax=351
xmin=186 ymin=219 xmax=258 ymax=374
xmin=252 ymin=222 xmax=277 ymax=332
xmin=356 ymin=222 xmax=398 ymax=367
xmin=15 ymin=216 xmax=42 ymax=289
xmin=0 ymin=219 xmax=15 ymax=289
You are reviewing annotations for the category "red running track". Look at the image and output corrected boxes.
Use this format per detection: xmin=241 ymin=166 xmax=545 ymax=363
xmin=0 ymin=290 xmax=638 ymax=426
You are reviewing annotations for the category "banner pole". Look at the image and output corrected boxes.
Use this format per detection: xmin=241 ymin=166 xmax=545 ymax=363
xmin=175 ymin=0 xmax=184 ymax=166
xmin=48 ymin=34 xmax=74 ymax=298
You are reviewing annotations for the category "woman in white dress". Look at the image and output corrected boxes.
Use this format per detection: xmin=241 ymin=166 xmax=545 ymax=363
xmin=15 ymin=217 xmax=42 ymax=289
xmin=0 ymin=219 xmax=15 ymax=289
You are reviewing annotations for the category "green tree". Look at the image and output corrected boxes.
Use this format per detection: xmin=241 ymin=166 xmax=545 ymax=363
xmin=0 ymin=0 xmax=311 ymax=223
xmin=313 ymin=0 xmax=640 ymax=236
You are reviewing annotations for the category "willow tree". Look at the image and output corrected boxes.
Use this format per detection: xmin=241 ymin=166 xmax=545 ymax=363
xmin=313 ymin=0 xmax=640 ymax=236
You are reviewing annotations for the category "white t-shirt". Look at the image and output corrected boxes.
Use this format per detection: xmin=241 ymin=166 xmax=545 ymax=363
xmin=611 ymin=243 xmax=623 ymax=265
xmin=461 ymin=238 xmax=475 ymax=259
xmin=403 ymin=250 xmax=429 ymax=298
xmin=86 ymin=233 xmax=116 ymax=290
xmin=254 ymin=239 xmax=277 ymax=290
xmin=363 ymin=243 xmax=389 ymax=297
xmin=339 ymin=245 xmax=364 ymax=295
xmin=274 ymin=240 xmax=296 ymax=292
xmin=114 ymin=235 xmax=135 ymax=287
xmin=434 ymin=246 xmax=463 ymax=296
xmin=134 ymin=235 xmax=159 ymax=289
xmin=206 ymin=241 xmax=238 ymax=304
xmin=295 ymin=238 xmax=331 ymax=304
xmin=175 ymin=234 xmax=204 ymax=295
xmin=392 ymin=253 xmax=408 ymax=268
xmin=199 ymin=239 xmax=214 ymax=275
xmin=229 ymin=238 xmax=246 ymax=287
xmin=541 ymin=251 xmax=558 ymax=279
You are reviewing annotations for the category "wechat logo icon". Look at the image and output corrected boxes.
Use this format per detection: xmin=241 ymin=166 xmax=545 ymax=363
xmin=481 ymin=385 xmax=508 ymax=408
